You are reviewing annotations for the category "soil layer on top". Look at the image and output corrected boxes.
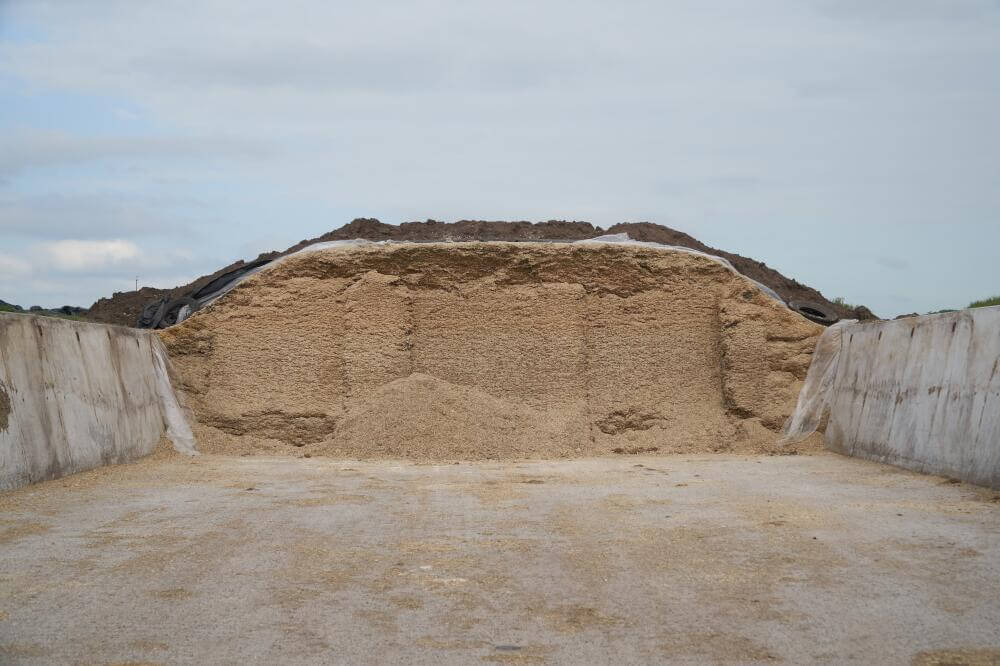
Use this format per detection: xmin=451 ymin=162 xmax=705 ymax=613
xmin=87 ymin=219 xmax=874 ymax=327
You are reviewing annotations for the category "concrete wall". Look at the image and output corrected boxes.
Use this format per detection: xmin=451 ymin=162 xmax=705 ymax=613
xmin=826 ymin=307 xmax=1000 ymax=488
xmin=0 ymin=313 xmax=191 ymax=490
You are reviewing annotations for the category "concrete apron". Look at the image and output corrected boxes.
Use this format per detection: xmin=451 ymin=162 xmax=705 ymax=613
xmin=1 ymin=454 xmax=998 ymax=664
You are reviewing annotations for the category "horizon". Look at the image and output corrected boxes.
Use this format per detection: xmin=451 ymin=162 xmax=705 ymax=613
xmin=3 ymin=215 xmax=996 ymax=317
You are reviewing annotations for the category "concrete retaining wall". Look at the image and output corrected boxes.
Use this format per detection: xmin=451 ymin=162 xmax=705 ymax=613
xmin=826 ymin=307 xmax=1000 ymax=488
xmin=0 ymin=313 xmax=193 ymax=490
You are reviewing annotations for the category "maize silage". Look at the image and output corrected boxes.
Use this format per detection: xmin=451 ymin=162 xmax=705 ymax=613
xmin=160 ymin=242 xmax=824 ymax=459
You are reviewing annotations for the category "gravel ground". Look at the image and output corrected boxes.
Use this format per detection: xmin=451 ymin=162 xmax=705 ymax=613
xmin=1 ymin=452 xmax=999 ymax=664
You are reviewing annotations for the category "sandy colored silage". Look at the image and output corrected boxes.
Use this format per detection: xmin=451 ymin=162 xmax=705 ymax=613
xmin=161 ymin=242 xmax=823 ymax=459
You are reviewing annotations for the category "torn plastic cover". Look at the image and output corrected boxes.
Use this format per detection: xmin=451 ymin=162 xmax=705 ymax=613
xmin=194 ymin=239 xmax=377 ymax=313
xmin=151 ymin=337 xmax=198 ymax=455
xmin=177 ymin=234 xmax=787 ymax=326
xmin=780 ymin=320 xmax=855 ymax=444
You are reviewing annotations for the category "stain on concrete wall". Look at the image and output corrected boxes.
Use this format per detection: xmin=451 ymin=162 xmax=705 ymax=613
xmin=0 ymin=381 xmax=9 ymax=432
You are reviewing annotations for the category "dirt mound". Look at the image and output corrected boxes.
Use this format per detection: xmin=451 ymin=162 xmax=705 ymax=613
xmin=334 ymin=373 xmax=573 ymax=459
xmin=88 ymin=219 xmax=872 ymax=327
xmin=161 ymin=241 xmax=824 ymax=460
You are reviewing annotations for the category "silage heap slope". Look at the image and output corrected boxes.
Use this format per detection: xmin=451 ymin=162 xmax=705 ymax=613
xmin=160 ymin=242 xmax=823 ymax=459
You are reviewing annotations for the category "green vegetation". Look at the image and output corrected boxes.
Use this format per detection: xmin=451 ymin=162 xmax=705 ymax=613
xmin=0 ymin=303 xmax=87 ymax=321
xmin=968 ymin=295 xmax=1000 ymax=309
xmin=832 ymin=296 xmax=858 ymax=310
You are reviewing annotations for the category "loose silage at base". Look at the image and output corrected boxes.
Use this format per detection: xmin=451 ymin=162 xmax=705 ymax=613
xmin=160 ymin=241 xmax=825 ymax=460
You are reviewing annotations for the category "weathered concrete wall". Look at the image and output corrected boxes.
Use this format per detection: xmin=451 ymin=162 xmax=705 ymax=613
xmin=826 ymin=307 xmax=1000 ymax=488
xmin=0 ymin=313 xmax=189 ymax=490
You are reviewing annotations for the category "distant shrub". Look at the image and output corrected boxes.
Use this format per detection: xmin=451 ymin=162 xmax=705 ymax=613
xmin=832 ymin=296 xmax=858 ymax=310
xmin=0 ymin=303 xmax=85 ymax=320
xmin=968 ymin=295 xmax=1000 ymax=309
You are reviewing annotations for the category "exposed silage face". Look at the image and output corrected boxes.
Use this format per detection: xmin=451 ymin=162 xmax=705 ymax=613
xmin=159 ymin=242 xmax=823 ymax=459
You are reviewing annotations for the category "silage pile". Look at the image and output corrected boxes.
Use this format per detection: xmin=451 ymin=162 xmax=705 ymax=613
xmin=160 ymin=241 xmax=824 ymax=459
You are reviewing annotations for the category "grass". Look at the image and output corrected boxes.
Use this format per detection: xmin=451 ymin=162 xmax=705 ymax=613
xmin=968 ymin=295 xmax=1000 ymax=309
xmin=832 ymin=296 xmax=858 ymax=310
xmin=834 ymin=294 xmax=999 ymax=316
xmin=0 ymin=304 xmax=87 ymax=321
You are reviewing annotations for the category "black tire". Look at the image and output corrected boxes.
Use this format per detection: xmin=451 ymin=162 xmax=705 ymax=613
xmin=157 ymin=296 xmax=200 ymax=328
xmin=191 ymin=257 xmax=273 ymax=300
xmin=789 ymin=300 xmax=839 ymax=326
xmin=137 ymin=297 xmax=169 ymax=329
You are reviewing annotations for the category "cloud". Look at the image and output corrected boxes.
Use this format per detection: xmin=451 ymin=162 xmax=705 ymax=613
xmin=876 ymin=256 xmax=911 ymax=271
xmin=815 ymin=0 xmax=1000 ymax=21
xmin=39 ymin=239 xmax=141 ymax=271
xmin=0 ymin=1 xmax=617 ymax=107
xmin=0 ymin=252 xmax=32 ymax=279
xmin=0 ymin=193 xmax=195 ymax=239
xmin=3 ymin=240 xmax=212 ymax=307
xmin=0 ymin=130 xmax=271 ymax=178
xmin=30 ymin=238 xmax=198 ymax=276
xmin=136 ymin=46 xmax=444 ymax=93
xmin=131 ymin=43 xmax=605 ymax=94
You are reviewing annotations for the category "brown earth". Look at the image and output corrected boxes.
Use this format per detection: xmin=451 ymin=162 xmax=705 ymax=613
xmin=160 ymin=241 xmax=824 ymax=460
xmin=87 ymin=219 xmax=874 ymax=327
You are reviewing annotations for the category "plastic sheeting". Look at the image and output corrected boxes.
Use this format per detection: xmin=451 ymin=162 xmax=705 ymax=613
xmin=180 ymin=234 xmax=787 ymax=326
xmin=151 ymin=337 xmax=198 ymax=455
xmin=577 ymin=233 xmax=786 ymax=304
xmin=195 ymin=239 xmax=377 ymax=312
xmin=780 ymin=320 xmax=854 ymax=443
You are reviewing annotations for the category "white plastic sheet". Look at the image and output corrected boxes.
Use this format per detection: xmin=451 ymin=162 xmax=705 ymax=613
xmin=576 ymin=233 xmax=786 ymax=304
xmin=780 ymin=320 xmax=854 ymax=444
xmin=196 ymin=239 xmax=378 ymax=311
xmin=151 ymin=337 xmax=198 ymax=455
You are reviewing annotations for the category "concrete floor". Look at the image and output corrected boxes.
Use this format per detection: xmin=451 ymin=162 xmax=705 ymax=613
xmin=1 ymin=453 xmax=999 ymax=665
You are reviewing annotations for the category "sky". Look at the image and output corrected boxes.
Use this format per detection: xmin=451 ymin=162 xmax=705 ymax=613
xmin=1 ymin=0 xmax=998 ymax=317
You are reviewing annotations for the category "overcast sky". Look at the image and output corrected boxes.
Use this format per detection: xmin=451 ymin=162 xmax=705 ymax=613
xmin=1 ymin=0 xmax=998 ymax=317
